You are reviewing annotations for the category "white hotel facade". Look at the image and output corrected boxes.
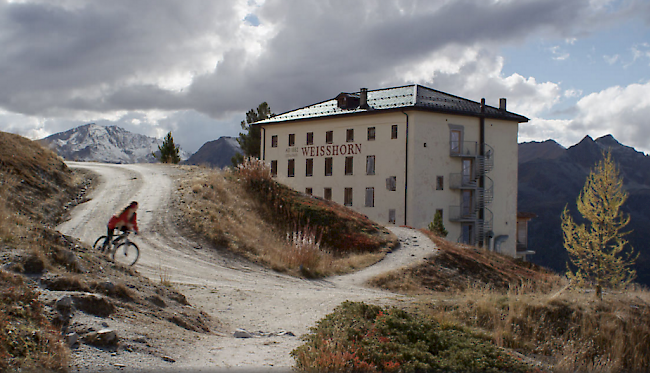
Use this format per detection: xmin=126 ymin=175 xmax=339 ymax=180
xmin=257 ymin=85 xmax=531 ymax=258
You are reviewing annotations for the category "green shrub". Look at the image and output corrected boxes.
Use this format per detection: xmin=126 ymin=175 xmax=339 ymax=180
xmin=292 ymin=301 xmax=532 ymax=372
xmin=428 ymin=210 xmax=448 ymax=237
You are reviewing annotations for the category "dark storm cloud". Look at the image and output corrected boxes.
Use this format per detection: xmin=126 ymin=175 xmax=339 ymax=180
xmin=0 ymin=0 xmax=237 ymax=114
xmin=0 ymin=0 xmax=646 ymax=130
xmin=184 ymin=0 xmax=617 ymax=116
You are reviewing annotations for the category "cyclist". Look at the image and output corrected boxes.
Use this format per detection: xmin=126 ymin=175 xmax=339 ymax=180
xmin=103 ymin=201 xmax=139 ymax=251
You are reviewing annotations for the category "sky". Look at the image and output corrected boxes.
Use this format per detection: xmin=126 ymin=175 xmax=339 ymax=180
xmin=0 ymin=0 xmax=649 ymax=154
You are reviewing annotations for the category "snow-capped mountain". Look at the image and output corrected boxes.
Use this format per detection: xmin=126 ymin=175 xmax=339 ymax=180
xmin=38 ymin=123 xmax=188 ymax=164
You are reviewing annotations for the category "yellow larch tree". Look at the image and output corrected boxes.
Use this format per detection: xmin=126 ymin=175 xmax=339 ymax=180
xmin=561 ymin=150 xmax=638 ymax=298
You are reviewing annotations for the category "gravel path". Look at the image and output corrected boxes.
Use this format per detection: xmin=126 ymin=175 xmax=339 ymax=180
xmin=58 ymin=163 xmax=438 ymax=372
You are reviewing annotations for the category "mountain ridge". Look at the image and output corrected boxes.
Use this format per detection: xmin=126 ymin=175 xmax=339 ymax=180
xmin=518 ymin=134 xmax=650 ymax=285
xmin=38 ymin=123 xmax=190 ymax=164
xmin=182 ymin=136 xmax=241 ymax=168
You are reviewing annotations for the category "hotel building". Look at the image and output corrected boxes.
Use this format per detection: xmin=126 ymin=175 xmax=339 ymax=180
xmin=256 ymin=85 xmax=531 ymax=258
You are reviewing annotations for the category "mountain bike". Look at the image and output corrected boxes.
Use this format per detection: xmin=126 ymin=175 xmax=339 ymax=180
xmin=93 ymin=230 xmax=140 ymax=266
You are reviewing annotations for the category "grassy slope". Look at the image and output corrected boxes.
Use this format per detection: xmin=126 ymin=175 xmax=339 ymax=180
xmin=369 ymin=230 xmax=560 ymax=294
xmin=367 ymin=230 xmax=650 ymax=372
xmin=0 ymin=132 xmax=212 ymax=372
xmin=176 ymin=160 xmax=398 ymax=278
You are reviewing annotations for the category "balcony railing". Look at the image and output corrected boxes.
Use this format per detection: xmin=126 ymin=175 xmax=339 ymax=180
xmin=448 ymin=205 xmax=476 ymax=222
xmin=449 ymin=173 xmax=478 ymax=189
xmin=449 ymin=141 xmax=479 ymax=157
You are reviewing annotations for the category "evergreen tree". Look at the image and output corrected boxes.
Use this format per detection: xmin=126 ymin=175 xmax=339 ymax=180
xmin=232 ymin=102 xmax=273 ymax=166
xmin=562 ymin=150 xmax=637 ymax=298
xmin=428 ymin=210 xmax=448 ymax=237
xmin=156 ymin=131 xmax=181 ymax=164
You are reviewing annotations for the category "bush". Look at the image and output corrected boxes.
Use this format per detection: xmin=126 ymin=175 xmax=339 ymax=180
xmin=292 ymin=301 xmax=532 ymax=373
xmin=428 ymin=210 xmax=448 ymax=237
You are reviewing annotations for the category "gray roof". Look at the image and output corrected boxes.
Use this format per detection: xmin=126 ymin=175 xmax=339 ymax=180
xmin=258 ymin=84 xmax=529 ymax=125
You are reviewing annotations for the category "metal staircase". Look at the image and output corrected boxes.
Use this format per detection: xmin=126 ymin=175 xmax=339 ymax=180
xmin=449 ymin=143 xmax=494 ymax=246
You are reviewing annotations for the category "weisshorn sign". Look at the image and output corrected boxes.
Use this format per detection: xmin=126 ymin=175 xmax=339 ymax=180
xmin=297 ymin=143 xmax=363 ymax=157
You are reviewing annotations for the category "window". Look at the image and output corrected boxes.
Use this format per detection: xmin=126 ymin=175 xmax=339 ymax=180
xmin=391 ymin=125 xmax=398 ymax=139
xmin=345 ymin=156 xmax=354 ymax=175
xmin=367 ymin=127 xmax=376 ymax=141
xmin=270 ymin=160 xmax=277 ymax=177
xmin=288 ymin=133 xmax=295 ymax=146
xmin=344 ymin=188 xmax=353 ymax=206
xmin=517 ymin=220 xmax=527 ymax=245
xmin=271 ymin=135 xmax=278 ymax=148
xmin=386 ymin=176 xmax=397 ymax=191
xmin=306 ymin=158 xmax=314 ymax=177
xmin=305 ymin=188 xmax=313 ymax=195
xmin=306 ymin=132 xmax=314 ymax=145
xmin=365 ymin=187 xmax=374 ymax=207
xmin=450 ymin=129 xmax=461 ymax=154
xmin=324 ymin=187 xmax=332 ymax=200
xmin=388 ymin=209 xmax=396 ymax=224
xmin=436 ymin=176 xmax=444 ymax=190
xmin=287 ymin=159 xmax=295 ymax=177
xmin=346 ymin=129 xmax=354 ymax=142
xmin=366 ymin=155 xmax=375 ymax=175
xmin=325 ymin=157 xmax=333 ymax=176
xmin=326 ymin=130 xmax=333 ymax=144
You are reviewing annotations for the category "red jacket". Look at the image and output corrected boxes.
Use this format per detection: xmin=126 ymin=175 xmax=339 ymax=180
xmin=108 ymin=209 xmax=138 ymax=233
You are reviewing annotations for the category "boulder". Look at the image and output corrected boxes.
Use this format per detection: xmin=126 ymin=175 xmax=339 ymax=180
xmin=83 ymin=329 xmax=118 ymax=347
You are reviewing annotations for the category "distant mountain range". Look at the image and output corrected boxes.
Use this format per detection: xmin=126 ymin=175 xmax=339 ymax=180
xmin=38 ymin=123 xmax=189 ymax=164
xmin=182 ymin=136 xmax=241 ymax=169
xmin=518 ymin=134 xmax=650 ymax=286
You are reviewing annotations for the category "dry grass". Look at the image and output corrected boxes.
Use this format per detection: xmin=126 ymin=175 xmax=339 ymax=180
xmin=176 ymin=161 xmax=397 ymax=278
xmin=367 ymin=230 xmax=650 ymax=373
xmin=157 ymin=260 xmax=174 ymax=287
xmin=412 ymin=285 xmax=650 ymax=373
xmin=370 ymin=230 xmax=560 ymax=294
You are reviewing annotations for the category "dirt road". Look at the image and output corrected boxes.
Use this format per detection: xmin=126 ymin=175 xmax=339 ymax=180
xmin=58 ymin=162 xmax=437 ymax=371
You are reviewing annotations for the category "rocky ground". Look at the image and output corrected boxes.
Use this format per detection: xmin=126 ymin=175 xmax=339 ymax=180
xmin=53 ymin=163 xmax=438 ymax=372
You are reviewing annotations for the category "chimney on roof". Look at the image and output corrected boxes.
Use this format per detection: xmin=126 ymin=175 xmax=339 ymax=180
xmin=499 ymin=98 xmax=506 ymax=111
xmin=360 ymin=88 xmax=369 ymax=109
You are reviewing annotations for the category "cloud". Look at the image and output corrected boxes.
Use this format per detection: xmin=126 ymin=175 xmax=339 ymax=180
xmin=549 ymin=45 xmax=570 ymax=61
xmin=0 ymin=0 xmax=648 ymax=153
xmin=564 ymin=89 xmax=583 ymax=98
xmin=0 ymin=0 xmax=613 ymax=117
xmin=520 ymin=81 xmax=650 ymax=153
xmin=603 ymin=54 xmax=620 ymax=65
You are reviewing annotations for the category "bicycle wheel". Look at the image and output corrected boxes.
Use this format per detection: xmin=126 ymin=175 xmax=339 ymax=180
xmin=112 ymin=242 xmax=139 ymax=266
xmin=93 ymin=236 xmax=109 ymax=252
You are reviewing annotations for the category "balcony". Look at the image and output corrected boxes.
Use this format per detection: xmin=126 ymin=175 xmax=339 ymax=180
xmin=449 ymin=141 xmax=479 ymax=157
xmin=449 ymin=173 xmax=478 ymax=189
xmin=516 ymin=243 xmax=536 ymax=260
xmin=448 ymin=205 xmax=476 ymax=222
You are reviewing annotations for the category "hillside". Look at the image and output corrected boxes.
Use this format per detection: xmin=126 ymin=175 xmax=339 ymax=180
xmin=0 ymin=132 xmax=212 ymax=372
xmin=519 ymin=134 xmax=650 ymax=285
xmin=367 ymin=231 xmax=650 ymax=372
